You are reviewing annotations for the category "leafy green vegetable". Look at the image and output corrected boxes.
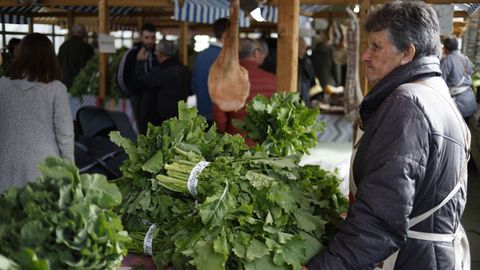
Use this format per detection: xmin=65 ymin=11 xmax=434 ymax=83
xmin=235 ymin=92 xmax=325 ymax=157
xmin=0 ymin=158 xmax=130 ymax=270
xmin=70 ymin=49 xmax=126 ymax=99
xmin=113 ymin=102 xmax=347 ymax=270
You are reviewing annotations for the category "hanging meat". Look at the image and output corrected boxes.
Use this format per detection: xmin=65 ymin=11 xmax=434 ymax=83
xmin=208 ymin=0 xmax=250 ymax=112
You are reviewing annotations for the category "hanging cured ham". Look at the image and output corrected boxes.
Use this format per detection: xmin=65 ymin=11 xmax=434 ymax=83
xmin=208 ymin=0 xmax=250 ymax=112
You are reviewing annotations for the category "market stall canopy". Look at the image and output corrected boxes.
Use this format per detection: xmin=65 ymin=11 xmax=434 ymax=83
xmin=173 ymin=0 xmax=250 ymax=28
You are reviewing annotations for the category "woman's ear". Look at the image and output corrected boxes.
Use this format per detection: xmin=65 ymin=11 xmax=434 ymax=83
xmin=401 ymin=44 xmax=416 ymax=65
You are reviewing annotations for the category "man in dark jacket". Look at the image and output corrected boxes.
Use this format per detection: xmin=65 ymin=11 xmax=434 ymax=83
xmin=116 ymin=23 xmax=158 ymax=127
xmin=135 ymin=40 xmax=191 ymax=134
xmin=306 ymin=2 xmax=470 ymax=270
xmin=58 ymin=24 xmax=94 ymax=89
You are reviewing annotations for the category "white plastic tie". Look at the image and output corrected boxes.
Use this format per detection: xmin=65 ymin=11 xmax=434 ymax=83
xmin=187 ymin=161 xmax=210 ymax=197
xmin=143 ymin=223 xmax=157 ymax=256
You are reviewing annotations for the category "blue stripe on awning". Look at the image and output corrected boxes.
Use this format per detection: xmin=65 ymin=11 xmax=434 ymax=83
xmin=173 ymin=0 xmax=250 ymax=28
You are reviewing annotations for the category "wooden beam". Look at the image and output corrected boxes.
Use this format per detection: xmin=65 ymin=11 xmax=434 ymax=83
xmin=359 ymin=0 xmax=369 ymax=95
xmin=41 ymin=0 xmax=172 ymax=7
xmin=98 ymin=0 xmax=109 ymax=101
xmin=180 ymin=21 xmax=188 ymax=66
xmin=67 ymin=11 xmax=74 ymax=36
xmin=277 ymin=0 xmax=299 ymax=93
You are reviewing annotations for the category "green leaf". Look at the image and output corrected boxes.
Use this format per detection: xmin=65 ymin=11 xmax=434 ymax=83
xmin=244 ymin=254 xmax=284 ymax=270
xmin=0 ymin=254 xmax=20 ymax=270
xmin=14 ymin=248 xmax=51 ymax=270
xmin=109 ymin=131 xmax=138 ymax=161
xmin=141 ymin=150 xmax=164 ymax=174
xmin=191 ymin=240 xmax=226 ymax=270
xmin=246 ymin=239 xmax=270 ymax=261
xmin=80 ymin=173 xmax=122 ymax=208
xmin=19 ymin=221 xmax=50 ymax=248
xmin=294 ymin=210 xmax=326 ymax=232
xmin=300 ymin=231 xmax=324 ymax=262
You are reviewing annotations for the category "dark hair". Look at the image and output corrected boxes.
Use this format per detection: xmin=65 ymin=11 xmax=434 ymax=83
xmin=6 ymin=38 xmax=20 ymax=52
xmin=213 ymin=18 xmax=230 ymax=39
xmin=141 ymin=23 xmax=156 ymax=34
xmin=365 ymin=1 xmax=440 ymax=59
xmin=442 ymin=35 xmax=459 ymax=52
xmin=6 ymin=33 xmax=61 ymax=83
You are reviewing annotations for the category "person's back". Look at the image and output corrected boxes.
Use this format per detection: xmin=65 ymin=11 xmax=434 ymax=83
xmin=192 ymin=18 xmax=229 ymax=124
xmin=440 ymin=35 xmax=476 ymax=119
xmin=58 ymin=24 xmax=94 ymax=89
xmin=212 ymin=38 xmax=276 ymax=145
xmin=0 ymin=33 xmax=74 ymax=192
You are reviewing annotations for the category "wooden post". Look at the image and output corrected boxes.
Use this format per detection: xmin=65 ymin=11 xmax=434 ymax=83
xmin=28 ymin=17 xmax=33 ymax=33
xmin=67 ymin=11 xmax=74 ymax=36
xmin=98 ymin=0 xmax=109 ymax=102
xmin=276 ymin=0 xmax=300 ymax=92
xmin=359 ymin=1 xmax=370 ymax=95
xmin=137 ymin=16 xmax=144 ymax=41
xmin=1 ymin=21 xmax=5 ymax=50
xmin=180 ymin=21 xmax=188 ymax=66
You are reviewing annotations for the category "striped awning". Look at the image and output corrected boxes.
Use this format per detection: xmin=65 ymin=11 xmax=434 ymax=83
xmin=173 ymin=0 xmax=250 ymax=28
xmin=260 ymin=5 xmax=318 ymax=37
xmin=0 ymin=5 xmax=137 ymax=25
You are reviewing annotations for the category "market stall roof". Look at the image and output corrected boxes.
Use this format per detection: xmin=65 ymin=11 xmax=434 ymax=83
xmin=173 ymin=0 xmax=250 ymax=27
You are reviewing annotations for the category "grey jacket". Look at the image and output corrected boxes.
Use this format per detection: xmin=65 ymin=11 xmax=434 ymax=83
xmin=308 ymin=57 xmax=469 ymax=269
xmin=0 ymin=77 xmax=74 ymax=192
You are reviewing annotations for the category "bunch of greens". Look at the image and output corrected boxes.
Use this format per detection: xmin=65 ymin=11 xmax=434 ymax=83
xmin=70 ymin=48 xmax=126 ymax=99
xmin=110 ymin=101 xmax=249 ymax=231
xmin=111 ymin=103 xmax=347 ymax=270
xmin=234 ymin=92 xmax=325 ymax=157
xmin=0 ymin=158 xmax=130 ymax=270
xmin=128 ymin=148 xmax=347 ymax=270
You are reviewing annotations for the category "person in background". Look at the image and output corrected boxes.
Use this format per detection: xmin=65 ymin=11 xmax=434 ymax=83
xmin=0 ymin=33 xmax=74 ymax=192
xmin=441 ymin=35 xmax=477 ymax=120
xmin=305 ymin=1 xmax=470 ymax=269
xmin=212 ymin=38 xmax=276 ymax=146
xmin=57 ymin=24 xmax=94 ymax=89
xmin=311 ymin=30 xmax=338 ymax=89
xmin=116 ymin=23 xmax=158 ymax=128
xmin=135 ymin=40 xmax=191 ymax=134
xmin=0 ymin=38 xmax=21 ymax=74
xmin=192 ymin=18 xmax=229 ymax=126
xmin=297 ymin=37 xmax=316 ymax=107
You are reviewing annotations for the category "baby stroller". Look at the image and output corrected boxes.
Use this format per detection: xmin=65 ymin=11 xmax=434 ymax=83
xmin=74 ymin=106 xmax=136 ymax=179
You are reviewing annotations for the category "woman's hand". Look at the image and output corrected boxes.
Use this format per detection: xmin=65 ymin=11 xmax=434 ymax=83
xmin=301 ymin=267 xmax=309 ymax=270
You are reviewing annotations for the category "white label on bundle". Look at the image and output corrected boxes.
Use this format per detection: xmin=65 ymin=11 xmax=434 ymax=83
xmin=187 ymin=161 xmax=210 ymax=197
xmin=143 ymin=223 xmax=157 ymax=256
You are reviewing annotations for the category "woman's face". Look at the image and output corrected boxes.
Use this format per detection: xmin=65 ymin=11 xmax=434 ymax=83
xmin=362 ymin=30 xmax=406 ymax=85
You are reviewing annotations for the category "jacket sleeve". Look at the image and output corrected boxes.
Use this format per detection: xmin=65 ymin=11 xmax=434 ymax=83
xmin=212 ymin=103 xmax=228 ymax=133
xmin=53 ymin=82 xmax=75 ymax=161
xmin=307 ymin=94 xmax=430 ymax=270
xmin=440 ymin=57 xmax=452 ymax=83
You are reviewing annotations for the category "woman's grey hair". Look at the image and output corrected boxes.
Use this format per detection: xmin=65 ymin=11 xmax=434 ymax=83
xmin=365 ymin=1 xmax=441 ymax=59
xmin=156 ymin=40 xmax=176 ymax=57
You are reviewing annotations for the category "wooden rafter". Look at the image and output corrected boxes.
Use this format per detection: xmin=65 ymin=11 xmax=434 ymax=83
xmin=0 ymin=0 xmax=172 ymax=7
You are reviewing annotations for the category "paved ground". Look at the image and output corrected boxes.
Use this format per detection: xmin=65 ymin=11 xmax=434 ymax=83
xmin=463 ymin=163 xmax=480 ymax=270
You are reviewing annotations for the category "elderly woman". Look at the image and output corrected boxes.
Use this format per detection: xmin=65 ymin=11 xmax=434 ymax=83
xmin=305 ymin=1 xmax=470 ymax=270
xmin=0 ymin=33 xmax=74 ymax=191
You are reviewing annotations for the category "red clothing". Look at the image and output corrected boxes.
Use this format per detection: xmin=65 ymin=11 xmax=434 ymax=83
xmin=212 ymin=59 xmax=276 ymax=146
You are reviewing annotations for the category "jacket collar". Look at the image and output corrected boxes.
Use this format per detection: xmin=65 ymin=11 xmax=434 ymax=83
xmin=359 ymin=56 xmax=441 ymax=122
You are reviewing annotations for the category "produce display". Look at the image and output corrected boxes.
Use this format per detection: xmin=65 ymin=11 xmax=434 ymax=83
xmin=69 ymin=49 xmax=126 ymax=99
xmin=234 ymin=93 xmax=325 ymax=157
xmin=0 ymin=158 xmax=130 ymax=270
xmin=111 ymin=99 xmax=347 ymax=270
